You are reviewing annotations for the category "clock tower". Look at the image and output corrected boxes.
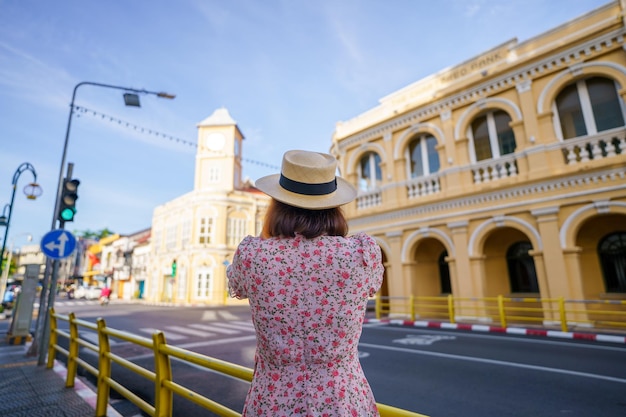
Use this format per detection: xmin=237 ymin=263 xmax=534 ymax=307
xmin=195 ymin=108 xmax=244 ymax=192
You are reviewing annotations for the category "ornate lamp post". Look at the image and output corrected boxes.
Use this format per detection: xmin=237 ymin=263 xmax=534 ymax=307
xmin=0 ymin=232 xmax=32 ymax=300
xmin=0 ymin=163 xmax=42 ymax=281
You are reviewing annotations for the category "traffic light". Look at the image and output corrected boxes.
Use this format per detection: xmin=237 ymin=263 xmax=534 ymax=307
xmin=58 ymin=178 xmax=80 ymax=222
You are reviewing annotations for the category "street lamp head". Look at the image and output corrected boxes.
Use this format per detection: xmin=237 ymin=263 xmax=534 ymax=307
xmin=0 ymin=204 xmax=9 ymax=226
xmin=156 ymin=92 xmax=176 ymax=99
xmin=123 ymin=93 xmax=141 ymax=107
xmin=23 ymin=182 xmax=43 ymax=200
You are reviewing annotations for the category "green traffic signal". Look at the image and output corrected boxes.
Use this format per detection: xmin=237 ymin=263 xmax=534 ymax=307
xmin=60 ymin=207 xmax=76 ymax=221
xmin=58 ymin=178 xmax=80 ymax=223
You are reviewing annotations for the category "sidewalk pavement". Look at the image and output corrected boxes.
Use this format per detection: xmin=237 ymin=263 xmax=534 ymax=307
xmin=0 ymin=337 xmax=131 ymax=417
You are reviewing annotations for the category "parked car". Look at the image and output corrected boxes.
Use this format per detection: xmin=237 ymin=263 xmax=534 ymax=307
xmin=74 ymin=286 xmax=103 ymax=300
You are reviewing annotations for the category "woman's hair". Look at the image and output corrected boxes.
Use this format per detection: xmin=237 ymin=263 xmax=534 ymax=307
xmin=261 ymin=199 xmax=349 ymax=239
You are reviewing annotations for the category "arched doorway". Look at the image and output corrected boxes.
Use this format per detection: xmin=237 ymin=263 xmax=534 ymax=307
xmin=411 ymin=237 xmax=450 ymax=296
xmin=482 ymin=227 xmax=539 ymax=296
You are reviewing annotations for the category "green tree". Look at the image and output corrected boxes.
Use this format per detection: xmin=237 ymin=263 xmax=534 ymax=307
xmin=73 ymin=228 xmax=115 ymax=240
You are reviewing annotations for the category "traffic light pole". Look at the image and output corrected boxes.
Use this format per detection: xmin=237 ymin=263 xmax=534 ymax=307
xmin=26 ymin=81 xmax=175 ymax=362
xmin=28 ymin=163 xmax=72 ymax=363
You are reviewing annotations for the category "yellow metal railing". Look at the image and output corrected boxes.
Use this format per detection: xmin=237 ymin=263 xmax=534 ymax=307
xmin=48 ymin=308 xmax=429 ymax=417
xmin=375 ymin=294 xmax=626 ymax=332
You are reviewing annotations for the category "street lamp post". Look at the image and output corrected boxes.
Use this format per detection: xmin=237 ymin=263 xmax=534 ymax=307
xmin=0 ymin=233 xmax=33 ymax=299
xmin=0 ymin=163 xmax=42 ymax=282
xmin=30 ymin=81 xmax=175 ymax=364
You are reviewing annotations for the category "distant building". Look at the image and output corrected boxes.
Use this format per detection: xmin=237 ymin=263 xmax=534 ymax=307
xmin=99 ymin=229 xmax=150 ymax=299
xmin=12 ymin=244 xmax=46 ymax=283
xmin=146 ymin=108 xmax=269 ymax=305
xmin=330 ymin=1 xmax=626 ymax=322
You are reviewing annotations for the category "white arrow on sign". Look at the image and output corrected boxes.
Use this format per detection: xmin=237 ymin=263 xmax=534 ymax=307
xmin=44 ymin=231 xmax=69 ymax=256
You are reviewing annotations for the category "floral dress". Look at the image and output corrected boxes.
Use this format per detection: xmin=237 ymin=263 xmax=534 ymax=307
xmin=227 ymin=232 xmax=384 ymax=417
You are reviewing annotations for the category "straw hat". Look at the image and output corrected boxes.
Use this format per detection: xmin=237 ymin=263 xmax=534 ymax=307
xmin=255 ymin=150 xmax=357 ymax=210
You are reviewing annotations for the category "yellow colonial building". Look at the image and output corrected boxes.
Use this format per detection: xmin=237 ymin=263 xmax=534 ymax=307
xmin=331 ymin=0 xmax=626 ymax=321
xmin=147 ymin=108 xmax=269 ymax=305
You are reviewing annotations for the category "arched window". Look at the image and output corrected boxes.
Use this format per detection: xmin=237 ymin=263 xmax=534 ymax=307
xmin=358 ymin=151 xmax=382 ymax=191
xmin=470 ymin=110 xmax=516 ymax=162
xmin=598 ymin=232 xmax=626 ymax=293
xmin=506 ymin=241 xmax=539 ymax=293
xmin=408 ymin=134 xmax=440 ymax=178
xmin=438 ymin=250 xmax=451 ymax=294
xmin=556 ymin=76 xmax=625 ymax=139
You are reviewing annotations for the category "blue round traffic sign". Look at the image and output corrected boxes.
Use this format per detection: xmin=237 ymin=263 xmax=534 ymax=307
xmin=40 ymin=229 xmax=77 ymax=260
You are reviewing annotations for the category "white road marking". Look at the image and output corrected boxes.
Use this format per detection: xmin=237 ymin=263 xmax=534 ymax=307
xmin=210 ymin=321 xmax=255 ymax=332
xmin=393 ymin=335 xmax=456 ymax=345
xmin=188 ymin=323 xmax=240 ymax=335
xmin=359 ymin=342 xmax=626 ymax=384
xmin=138 ymin=328 xmax=187 ymax=340
xmin=165 ymin=326 xmax=214 ymax=337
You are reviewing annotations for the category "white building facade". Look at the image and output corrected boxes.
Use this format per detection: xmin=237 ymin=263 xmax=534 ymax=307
xmin=146 ymin=108 xmax=269 ymax=305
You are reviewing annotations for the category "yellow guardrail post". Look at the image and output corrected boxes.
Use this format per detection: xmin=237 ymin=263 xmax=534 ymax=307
xmin=376 ymin=293 xmax=381 ymax=319
xmin=153 ymin=331 xmax=173 ymax=417
xmin=65 ymin=312 xmax=79 ymax=388
xmin=497 ymin=295 xmax=507 ymax=328
xmin=447 ymin=295 xmax=455 ymax=324
xmin=559 ymin=297 xmax=568 ymax=332
xmin=409 ymin=295 xmax=415 ymax=321
xmin=46 ymin=308 xmax=58 ymax=370
xmin=96 ymin=319 xmax=112 ymax=417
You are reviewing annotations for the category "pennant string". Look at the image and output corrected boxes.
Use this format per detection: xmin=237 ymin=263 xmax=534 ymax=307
xmin=72 ymin=105 xmax=281 ymax=170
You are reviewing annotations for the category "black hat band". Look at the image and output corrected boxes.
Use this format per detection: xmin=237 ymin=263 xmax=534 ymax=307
xmin=279 ymin=174 xmax=337 ymax=196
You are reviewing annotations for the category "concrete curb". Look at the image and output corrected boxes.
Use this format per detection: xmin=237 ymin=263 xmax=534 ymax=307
xmin=51 ymin=359 xmax=124 ymax=417
xmin=363 ymin=318 xmax=626 ymax=344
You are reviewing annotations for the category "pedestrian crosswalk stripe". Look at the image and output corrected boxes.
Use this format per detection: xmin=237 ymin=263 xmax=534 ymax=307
xmin=217 ymin=311 xmax=239 ymax=320
xmin=210 ymin=321 xmax=255 ymax=332
xmin=200 ymin=310 xmax=241 ymax=321
xmin=138 ymin=328 xmax=187 ymax=340
xmin=188 ymin=323 xmax=240 ymax=335
xmin=165 ymin=326 xmax=214 ymax=337
xmin=80 ymin=331 xmax=119 ymax=345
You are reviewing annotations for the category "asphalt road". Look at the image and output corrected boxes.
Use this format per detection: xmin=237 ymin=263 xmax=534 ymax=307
xmin=12 ymin=300 xmax=626 ymax=417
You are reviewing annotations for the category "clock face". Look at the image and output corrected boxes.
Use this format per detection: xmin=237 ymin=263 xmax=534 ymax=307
xmin=205 ymin=132 xmax=226 ymax=151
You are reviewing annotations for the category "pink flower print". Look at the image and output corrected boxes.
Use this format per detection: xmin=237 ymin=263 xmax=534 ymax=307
xmin=271 ymin=373 xmax=280 ymax=381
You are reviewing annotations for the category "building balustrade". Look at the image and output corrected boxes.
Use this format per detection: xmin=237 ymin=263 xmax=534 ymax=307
xmin=470 ymin=154 xmax=519 ymax=184
xmin=356 ymin=188 xmax=383 ymax=210
xmin=406 ymin=173 xmax=442 ymax=199
xmin=562 ymin=127 xmax=626 ymax=165
xmin=354 ymin=128 xmax=626 ymax=212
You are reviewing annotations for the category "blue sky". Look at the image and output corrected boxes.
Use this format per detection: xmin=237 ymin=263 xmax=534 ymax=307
xmin=0 ymin=0 xmax=610 ymax=247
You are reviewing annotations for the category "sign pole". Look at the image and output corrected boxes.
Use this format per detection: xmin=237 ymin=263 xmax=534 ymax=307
xmin=37 ymin=259 xmax=60 ymax=365
xmin=30 ymin=164 xmax=75 ymax=363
